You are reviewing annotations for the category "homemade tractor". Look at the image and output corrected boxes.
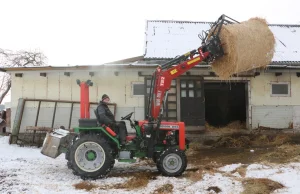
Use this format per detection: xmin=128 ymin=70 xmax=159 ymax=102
xmin=41 ymin=15 xmax=238 ymax=179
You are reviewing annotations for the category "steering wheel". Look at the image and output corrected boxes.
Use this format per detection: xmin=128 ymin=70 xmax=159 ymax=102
xmin=121 ymin=112 xmax=134 ymax=120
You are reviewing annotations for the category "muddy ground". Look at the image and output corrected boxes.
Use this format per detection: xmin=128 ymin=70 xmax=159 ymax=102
xmin=85 ymin=130 xmax=300 ymax=193
xmin=128 ymin=127 xmax=300 ymax=193
xmin=191 ymin=131 xmax=300 ymax=164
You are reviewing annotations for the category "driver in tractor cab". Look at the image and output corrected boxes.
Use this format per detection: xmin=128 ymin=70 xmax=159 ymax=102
xmin=97 ymin=94 xmax=127 ymax=146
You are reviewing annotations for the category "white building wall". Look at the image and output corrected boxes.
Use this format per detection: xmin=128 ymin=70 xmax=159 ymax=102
xmin=9 ymin=67 xmax=300 ymax=132
xmin=250 ymin=72 xmax=300 ymax=129
xmin=10 ymin=69 xmax=147 ymax=133
xmin=252 ymin=106 xmax=293 ymax=129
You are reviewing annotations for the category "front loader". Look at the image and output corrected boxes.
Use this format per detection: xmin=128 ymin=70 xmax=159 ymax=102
xmin=41 ymin=14 xmax=237 ymax=179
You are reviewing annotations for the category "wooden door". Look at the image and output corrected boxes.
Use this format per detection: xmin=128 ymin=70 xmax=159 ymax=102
xmin=180 ymin=79 xmax=205 ymax=126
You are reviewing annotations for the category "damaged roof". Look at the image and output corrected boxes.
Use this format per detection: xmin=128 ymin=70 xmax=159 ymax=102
xmin=144 ymin=20 xmax=300 ymax=64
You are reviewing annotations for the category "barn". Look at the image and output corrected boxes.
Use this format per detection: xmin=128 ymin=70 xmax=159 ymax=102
xmin=3 ymin=19 xmax=300 ymax=143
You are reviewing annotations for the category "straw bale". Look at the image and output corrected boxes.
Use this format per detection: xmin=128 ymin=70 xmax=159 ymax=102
xmin=210 ymin=17 xmax=275 ymax=79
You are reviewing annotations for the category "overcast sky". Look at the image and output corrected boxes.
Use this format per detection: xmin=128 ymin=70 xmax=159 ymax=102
xmin=0 ymin=0 xmax=299 ymax=66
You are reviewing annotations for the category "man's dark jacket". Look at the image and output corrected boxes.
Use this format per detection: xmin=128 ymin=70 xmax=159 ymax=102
xmin=97 ymin=101 xmax=115 ymax=125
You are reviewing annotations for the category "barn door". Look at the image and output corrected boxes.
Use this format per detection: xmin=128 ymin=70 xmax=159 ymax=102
xmin=180 ymin=78 xmax=205 ymax=126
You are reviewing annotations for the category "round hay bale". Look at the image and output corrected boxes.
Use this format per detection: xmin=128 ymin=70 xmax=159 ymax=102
xmin=210 ymin=17 xmax=275 ymax=79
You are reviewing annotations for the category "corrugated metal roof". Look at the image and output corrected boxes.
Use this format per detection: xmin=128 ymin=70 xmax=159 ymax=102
xmin=2 ymin=56 xmax=146 ymax=71
xmin=2 ymin=63 xmax=157 ymax=72
xmin=144 ymin=20 xmax=300 ymax=63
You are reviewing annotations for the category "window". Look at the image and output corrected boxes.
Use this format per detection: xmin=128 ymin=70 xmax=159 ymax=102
xmin=271 ymin=82 xmax=290 ymax=97
xmin=188 ymin=81 xmax=194 ymax=88
xmin=189 ymin=90 xmax=194 ymax=97
xmin=181 ymin=80 xmax=186 ymax=88
xmin=196 ymin=90 xmax=201 ymax=97
xmin=132 ymin=82 xmax=144 ymax=96
xmin=181 ymin=90 xmax=186 ymax=97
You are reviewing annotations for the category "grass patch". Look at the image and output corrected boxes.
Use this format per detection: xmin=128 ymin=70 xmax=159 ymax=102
xmin=73 ymin=181 xmax=98 ymax=191
xmin=74 ymin=171 xmax=159 ymax=191
xmin=184 ymin=169 xmax=203 ymax=182
xmin=207 ymin=186 xmax=222 ymax=193
xmin=112 ymin=171 xmax=156 ymax=190
xmin=183 ymin=162 xmax=223 ymax=182
xmin=231 ymin=165 xmax=248 ymax=177
xmin=152 ymin=183 xmax=174 ymax=194
xmin=242 ymin=178 xmax=284 ymax=194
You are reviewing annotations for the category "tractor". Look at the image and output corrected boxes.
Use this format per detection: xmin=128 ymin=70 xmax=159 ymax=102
xmin=41 ymin=14 xmax=236 ymax=179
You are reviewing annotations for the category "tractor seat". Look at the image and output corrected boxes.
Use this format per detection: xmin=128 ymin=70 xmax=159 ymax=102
xmin=126 ymin=135 xmax=136 ymax=141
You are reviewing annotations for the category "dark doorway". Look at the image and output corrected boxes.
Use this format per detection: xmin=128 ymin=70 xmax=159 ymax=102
xmin=180 ymin=79 xmax=205 ymax=126
xmin=204 ymin=82 xmax=246 ymax=127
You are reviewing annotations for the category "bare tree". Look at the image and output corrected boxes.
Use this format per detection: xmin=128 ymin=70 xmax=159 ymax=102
xmin=0 ymin=49 xmax=47 ymax=104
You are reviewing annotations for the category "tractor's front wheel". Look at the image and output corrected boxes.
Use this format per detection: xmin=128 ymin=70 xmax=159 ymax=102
xmin=156 ymin=147 xmax=187 ymax=177
xmin=69 ymin=134 xmax=115 ymax=179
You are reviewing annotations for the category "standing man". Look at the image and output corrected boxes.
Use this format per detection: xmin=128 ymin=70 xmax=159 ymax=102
xmin=97 ymin=94 xmax=127 ymax=145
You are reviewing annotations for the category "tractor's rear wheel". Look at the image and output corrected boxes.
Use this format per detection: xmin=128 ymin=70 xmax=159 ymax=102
xmin=156 ymin=147 xmax=187 ymax=177
xmin=69 ymin=134 xmax=115 ymax=179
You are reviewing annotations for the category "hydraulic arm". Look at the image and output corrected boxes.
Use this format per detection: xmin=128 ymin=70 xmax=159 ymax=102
xmin=146 ymin=14 xmax=239 ymax=126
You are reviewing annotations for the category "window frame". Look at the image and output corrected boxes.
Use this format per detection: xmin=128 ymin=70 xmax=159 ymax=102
xmin=132 ymin=82 xmax=145 ymax=96
xmin=270 ymin=81 xmax=291 ymax=97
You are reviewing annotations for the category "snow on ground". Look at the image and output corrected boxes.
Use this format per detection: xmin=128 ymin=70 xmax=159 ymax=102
xmin=1 ymin=135 xmax=300 ymax=194
xmin=246 ymin=163 xmax=300 ymax=194
xmin=218 ymin=163 xmax=243 ymax=172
